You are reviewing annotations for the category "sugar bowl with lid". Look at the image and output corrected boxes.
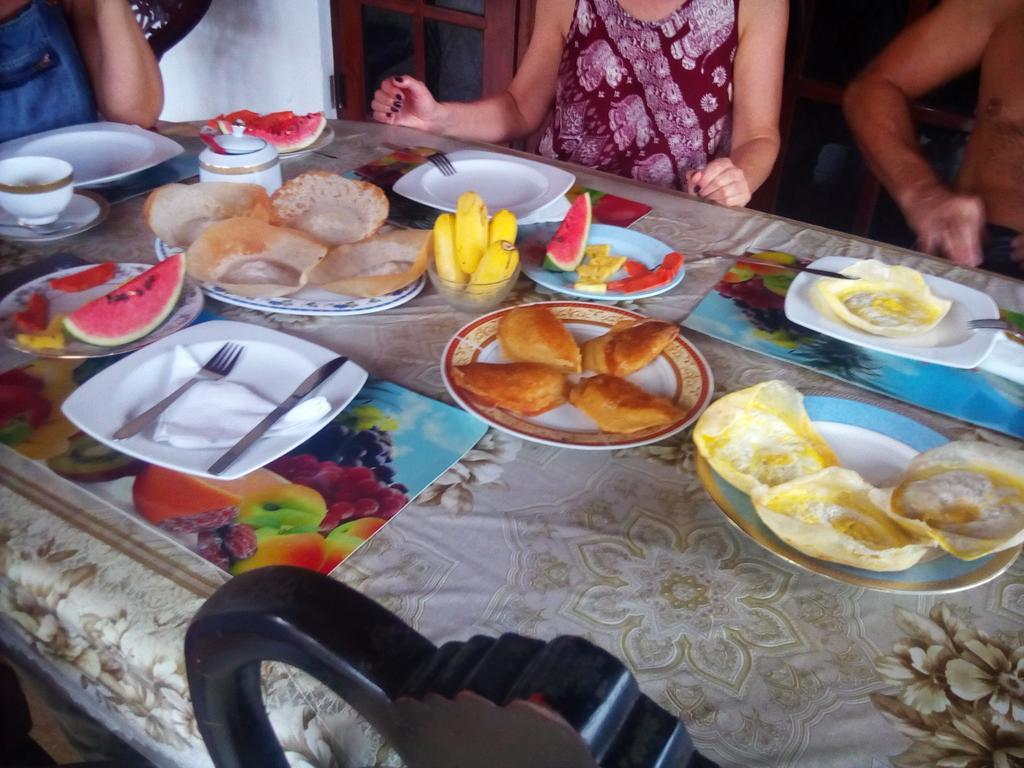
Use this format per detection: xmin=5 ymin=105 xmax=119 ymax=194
xmin=198 ymin=124 xmax=282 ymax=194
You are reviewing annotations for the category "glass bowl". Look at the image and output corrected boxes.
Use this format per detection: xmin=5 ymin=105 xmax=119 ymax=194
xmin=426 ymin=258 xmax=521 ymax=313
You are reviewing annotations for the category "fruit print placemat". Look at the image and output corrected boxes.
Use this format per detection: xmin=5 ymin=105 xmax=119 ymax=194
xmin=0 ymin=355 xmax=487 ymax=575
xmin=682 ymin=256 xmax=1024 ymax=439
xmin=350 ymin=148 xmax=653 ymax=230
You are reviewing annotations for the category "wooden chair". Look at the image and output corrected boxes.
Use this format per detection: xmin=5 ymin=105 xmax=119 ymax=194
xmin=186 ymin=566 xmax=720 ymax=768
xmin=130 ymin=0 xmax=212 ymax=60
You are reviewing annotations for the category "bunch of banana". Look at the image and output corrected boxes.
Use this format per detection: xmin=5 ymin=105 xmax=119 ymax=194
xmin=432 ymin=191 xmax=519 ymax=289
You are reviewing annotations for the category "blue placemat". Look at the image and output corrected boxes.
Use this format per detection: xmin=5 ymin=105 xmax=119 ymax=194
xmin=682 ymin=264 xmax=1024 ymax=439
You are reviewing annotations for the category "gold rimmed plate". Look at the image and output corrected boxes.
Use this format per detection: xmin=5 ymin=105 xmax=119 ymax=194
xmin=696 ymin=394 xmax=1021 ymax=593
xmin=441 ymin=301 xmax=714 ymax=450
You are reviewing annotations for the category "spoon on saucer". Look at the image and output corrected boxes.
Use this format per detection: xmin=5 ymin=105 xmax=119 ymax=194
xmin=0 ymin=220 xmax=79 ymax=236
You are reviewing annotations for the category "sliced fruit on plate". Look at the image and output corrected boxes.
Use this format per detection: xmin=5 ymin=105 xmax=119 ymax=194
xmin=48 ymin=262 xmax=117 ymax=293
xmin=208 ymin=110 xmax=327 ymax=153
xmin=606 ymin=252 xmax=683 ymax=294
xmin=14 ymin=291 xmax=48 ymax=332
xmin=16 ymin=314 xmax=65 ymax=351
xmin=544 ymin=192 xmax=591 ymax=271
xmin=64 ymin=254 xmax=186 ymax=347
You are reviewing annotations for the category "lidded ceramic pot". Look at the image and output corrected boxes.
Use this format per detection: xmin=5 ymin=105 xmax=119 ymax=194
xmin=198 ymin=124 xmax=281 ymax=194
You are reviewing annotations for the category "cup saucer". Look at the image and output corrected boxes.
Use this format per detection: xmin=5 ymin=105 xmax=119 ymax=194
xmin=0 ymin=191 xmax=109 ymax=243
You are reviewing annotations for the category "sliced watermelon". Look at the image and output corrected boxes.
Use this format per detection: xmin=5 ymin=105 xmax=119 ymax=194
xmin=209 ymin=110 xmax=327 ymax=152
xmin=544 ymin=193 xmax=592 ymax=271
xmin=64 ymin=255 xmax=186 ymax=347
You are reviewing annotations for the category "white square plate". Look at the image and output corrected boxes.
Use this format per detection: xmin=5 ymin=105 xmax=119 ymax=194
xmin=392 ymin=149 xmax=575 ymax=218
xmin=61 ymin=320 xmax=368 ymax=479
xmin=0 ymin=122 xmax=184 ymax=187
xmin=784 ymin=256 xmax=1000 ymax=368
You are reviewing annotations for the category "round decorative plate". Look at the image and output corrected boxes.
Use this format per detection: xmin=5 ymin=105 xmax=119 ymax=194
xmin=155 ymin=239 xmax=425 ymax=316
xmin=441 ymin=301 xmax=714 ymax=450
xmin=520 ymin=224 xmax=685 ymax=301
xmin=696 ymin=394 xmax=1021 ymax=593
xmin=0 ymin=262 xmax=204 ymax=358
xmin=279 ymin=125 xmax=336 ymax=160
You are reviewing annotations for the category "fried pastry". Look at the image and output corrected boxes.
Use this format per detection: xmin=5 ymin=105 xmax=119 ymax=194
xmin=497 ymin=305 xmax=581 ymax=373
xmin=581 ymin=319 xmax=677 ymax=376
xmin=569 ymin=375 xmax=684 ymax=433
xmin=451 ymin=362 xmax=568 ymax=416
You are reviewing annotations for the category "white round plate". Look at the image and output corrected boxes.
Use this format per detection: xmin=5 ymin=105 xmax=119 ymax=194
xmin=279 ymin=125 xmax=336 ymax=160
xmin=0 ymin=191 xmax=108 ymax=243
xmin=784 ymin=255 xmax=1001 ymax=368
xmin=392 ymin=149 xmax=576 ymax=218
xmin=697 ymin=394 xmax=1020 ymax=593
xmin=441 ymin=301 xmax=714 ymax=450
xmin=0 ymin=262 xmax=204 ymax=358
xmin=521 ymin=223 xmax=686 ymax=301
xmin=0 ymin=122 xmax=184 ymax=187
xmin=155 ymin=239 xmax=425 ymax=316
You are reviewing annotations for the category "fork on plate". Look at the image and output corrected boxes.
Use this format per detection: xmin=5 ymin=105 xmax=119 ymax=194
xmin=426 ymin=151 xmax=457 ymax=177
xmin=112 ymin=342 xmax=244 ymax=439
xmin=968 ymin=318 xmax=1024 ymax=344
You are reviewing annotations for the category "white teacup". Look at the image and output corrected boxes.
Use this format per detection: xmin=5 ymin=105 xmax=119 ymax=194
xmin=0 ymin=156 xmax=74 ymax=225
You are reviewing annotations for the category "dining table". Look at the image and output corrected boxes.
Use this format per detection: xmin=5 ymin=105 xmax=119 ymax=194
xmin=1 ymin=118 xmax=1022 ymax=768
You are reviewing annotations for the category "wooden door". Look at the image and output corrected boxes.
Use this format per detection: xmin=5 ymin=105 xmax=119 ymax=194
xmin=331 ymin=0 xmax=535 ymax=121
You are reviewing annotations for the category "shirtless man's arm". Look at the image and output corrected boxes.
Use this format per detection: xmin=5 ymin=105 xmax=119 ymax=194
xmin=843 ymin=0 xmax=1006 ymax=267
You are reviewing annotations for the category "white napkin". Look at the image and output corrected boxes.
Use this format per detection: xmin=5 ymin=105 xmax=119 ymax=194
xmin=150 ymin=346 xmax=331 ymax=449
xmin=977 ymin=336 xmax=1024 ymax=386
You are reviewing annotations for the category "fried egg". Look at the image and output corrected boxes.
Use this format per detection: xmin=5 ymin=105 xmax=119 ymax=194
xmin=693 ymin=380 xmax=839 ymax=494
xmin=813 ymin=260 xmax=952 ymax=337
xmin=883 ymin=441 xmax=1024 ymax=559
xmin=752 ymin=468 xmax=934 ymax=571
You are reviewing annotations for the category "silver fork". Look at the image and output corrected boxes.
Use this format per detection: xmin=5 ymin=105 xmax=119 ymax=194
xmin=426 ymin=151 xmax=456 ymax=176
xmin=112 ymin=342 xmax=244 ymax=439
xmin=968 ymin=318 xmax=1024 ymax=344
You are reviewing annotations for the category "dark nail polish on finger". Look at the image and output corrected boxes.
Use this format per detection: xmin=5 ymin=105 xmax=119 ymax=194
xmin=393 ymin=98 xmax=401 ymax=109
xmin=394 ymin=76 xmax=404 ymax=83
xmin=694 ymin=184 xmax=702 ymax=194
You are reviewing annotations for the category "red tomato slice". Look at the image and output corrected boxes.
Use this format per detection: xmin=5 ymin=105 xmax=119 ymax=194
xmin=13 ymin=291 xmax=48 ymax=332
xmin=48 ymin=262 xmax=116 ymax=292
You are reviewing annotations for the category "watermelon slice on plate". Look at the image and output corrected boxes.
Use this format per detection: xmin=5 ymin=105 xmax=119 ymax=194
xmin=208 ymin=110 xmax=328 ymax=153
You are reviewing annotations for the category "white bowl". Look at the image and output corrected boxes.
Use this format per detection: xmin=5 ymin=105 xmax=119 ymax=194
xmin=0 ymin=156 xmax=74 ymax=225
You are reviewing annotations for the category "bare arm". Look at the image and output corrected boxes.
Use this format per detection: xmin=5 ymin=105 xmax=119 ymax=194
xmin=373 ymin=0 xmax=571 ymax=143
xmin=688 ymin=0 xmax=787 ymax=207
xmin=843 ymin=0 xmax=1000 ymax=264
xmin=67 ymin=0 xmax=164 ymax=126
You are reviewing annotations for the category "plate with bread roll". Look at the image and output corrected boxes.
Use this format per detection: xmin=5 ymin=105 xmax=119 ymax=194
xmin=147 ymin=172 xmax=429 ymax=316
xmin=442 ymin=301 xmax=714 ymax=449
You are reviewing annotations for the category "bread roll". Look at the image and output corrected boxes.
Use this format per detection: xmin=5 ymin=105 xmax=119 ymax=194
xmin=144 ymin=182 xmax=273 ymax=248
xmin=497 ymin=305 xmax=581 ymax=373
xmin=570 ymin=375 xmax=684 ymax=433
xmin=310 ymin=229 xmax=430 ymax=297
xmin=271 ymin=171 xmax=388 ymax=245
xmin=186 ymin=217 xmax=327 ymax=298
xmin=581 ymin=319 xmax=677 ymax=376
xmin=451 ymin=362 xmax=568 ymax=416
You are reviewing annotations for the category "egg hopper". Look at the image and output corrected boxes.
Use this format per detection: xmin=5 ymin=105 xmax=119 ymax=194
xmin=697 ymin=393 xmax=1020 ymax=593
xmin=784 ymin=255 xmax=1001 ymax=367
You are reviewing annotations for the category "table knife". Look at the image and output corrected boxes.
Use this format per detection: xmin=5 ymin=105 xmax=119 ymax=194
xmin=702 ymin=252 xmax=858 ymax=279
xmin=208 ymin=356 xmax=348 ymax=475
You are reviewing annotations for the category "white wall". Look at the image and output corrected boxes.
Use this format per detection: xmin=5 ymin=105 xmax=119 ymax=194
xmin=158 ymin=0 xmax=336 ymax=122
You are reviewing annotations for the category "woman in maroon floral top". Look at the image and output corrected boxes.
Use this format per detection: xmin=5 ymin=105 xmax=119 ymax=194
xmin=372 ymin=0 xmax=787 ymax=207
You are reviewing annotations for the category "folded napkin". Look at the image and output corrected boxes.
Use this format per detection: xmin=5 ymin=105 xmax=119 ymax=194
xmin=150 ymin=347 xmax=331 ymax=449
xmin=978 ymin=336 xmax=1024 ymax=386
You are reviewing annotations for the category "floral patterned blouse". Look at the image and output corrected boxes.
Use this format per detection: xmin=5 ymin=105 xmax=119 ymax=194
xmin=539 ymin=0 xmax=739 ymax=190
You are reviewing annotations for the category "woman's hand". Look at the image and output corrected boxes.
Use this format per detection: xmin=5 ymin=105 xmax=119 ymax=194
xmin=686 ymin=159 xmax=752 ymax=207
xmin=372 ymin=76 xmax=441 ymax=132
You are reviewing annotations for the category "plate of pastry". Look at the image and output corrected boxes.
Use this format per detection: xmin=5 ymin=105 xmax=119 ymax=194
xmin=693 ymin=380 xmax=1022 ymax=593
xmin=520 ymin=224 xmax=686 ymax=300
xmin=441 ymin=301 xmax=714 ymax=449
xmin=148 ymin=173 xmax=428 ymax=316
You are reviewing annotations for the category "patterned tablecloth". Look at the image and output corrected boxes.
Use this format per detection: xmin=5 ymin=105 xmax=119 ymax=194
xmin=1 ymin=120 xmax=1023 ymax=768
